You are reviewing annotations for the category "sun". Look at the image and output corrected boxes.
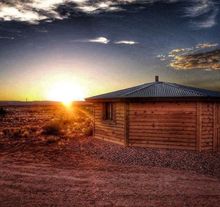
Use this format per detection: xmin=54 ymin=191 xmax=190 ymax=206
xmin=46 ymin=80 xmax=85 ymax=107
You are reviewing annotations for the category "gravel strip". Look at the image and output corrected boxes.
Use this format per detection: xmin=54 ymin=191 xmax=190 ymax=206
xmin=80 ymin=137 xmax=220 ymax=178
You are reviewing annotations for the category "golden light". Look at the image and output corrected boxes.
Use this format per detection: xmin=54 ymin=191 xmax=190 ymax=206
xmin=46 ymin=80 xmax=85 ymax=107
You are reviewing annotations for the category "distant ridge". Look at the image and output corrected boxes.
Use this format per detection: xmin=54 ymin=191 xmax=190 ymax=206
xmin=0 ymin=101 xmax=59 ymax=106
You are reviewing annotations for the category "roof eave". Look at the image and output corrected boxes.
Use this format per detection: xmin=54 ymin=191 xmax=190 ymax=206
xmin=85 ymin=96 xmax=220 ymax=103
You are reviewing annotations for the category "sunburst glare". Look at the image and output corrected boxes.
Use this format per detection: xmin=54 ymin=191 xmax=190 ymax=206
xmin=46 ymin=80 xmax=85 ymax=107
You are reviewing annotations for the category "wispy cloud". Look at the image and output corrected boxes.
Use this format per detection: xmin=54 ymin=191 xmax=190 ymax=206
xmin=168 ymin=48 xmax=193 ymax=57
xmin=76 ymin=1 xmax=125 ymax=13
xmin=85 ymin=37 xmax=110 ymax=44
xmin=75 ymin=37 xmax=140 ymax=45
xmin=114 ymin=40 xmax=138 ymax=45
xmin=0 ymin=36 xmax=15 ymax=40
xmin=196 ymin=42 xmax=218 ymax=49
xmin=184 ymin=0 xmax=218 ymax=29
xmin=184 ymin=0 xmax=215 ymax=17
xmin=156 ymin=54 xmax=166 ymax=61
xmin=195 ymin=8 xmax=218 ymax=29
xmin=159 ymin=42 xmax=220 ymax=70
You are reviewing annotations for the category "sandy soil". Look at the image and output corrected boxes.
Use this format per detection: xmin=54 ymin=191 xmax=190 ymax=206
xmin=0 ymin=105 xmax=220 ymax=207
xmin=0 ymin=138 xmax=219 ymax=207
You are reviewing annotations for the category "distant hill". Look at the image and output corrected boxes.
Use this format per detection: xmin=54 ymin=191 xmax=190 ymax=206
xmin=0 ymin=101 xmax=59 ymax=106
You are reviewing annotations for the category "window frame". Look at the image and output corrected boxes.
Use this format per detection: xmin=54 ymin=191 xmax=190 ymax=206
xmin=103 ymin=102 xmax=115 ymax=122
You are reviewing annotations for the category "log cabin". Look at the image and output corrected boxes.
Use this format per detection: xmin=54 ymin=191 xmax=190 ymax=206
xmin=86 ymin=76 xmax=220 ymax=151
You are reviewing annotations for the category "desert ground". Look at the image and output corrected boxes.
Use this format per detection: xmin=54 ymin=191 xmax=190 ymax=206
xmin=0 ymin=104 xmax=220 ymax=207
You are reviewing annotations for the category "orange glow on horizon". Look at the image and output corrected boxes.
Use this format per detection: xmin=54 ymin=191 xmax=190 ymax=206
xmin=46 ymin=79 xmax=85 ymax=106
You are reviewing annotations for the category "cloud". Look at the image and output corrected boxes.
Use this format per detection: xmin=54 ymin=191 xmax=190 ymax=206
xmin=75 ymin=37 xmax=140 ymax=45
xmin=76 ymin=1 xmax=125 ymax=13
xmin=0 ymin=0 xmax=141 ymax=24
xmin=196 ymin=8 xmax=218 ymax=29
xmin=0 ymin=0 xmax=65 ymax=24
xmin=156 ymin=54 xmax=166 ymax=61
xmin=114 ymin=40 xmax=138 ymax=45
xmin=196 ymin=42 xmax=218 ymax=49
xmin=184 ymin=0 xmax=215 ymax=17
xmin=162 ymin=42 xmax=220 ymax=70
xmin=0 ymin=0 xmax=219 ymax=29
xmin=168 ymin=48 xmax=193 ymax=57
xmin=0 ymin=36 xmax=15 ymax=40
xmin=170 ymin=49 xmax=220 ymax=70
xmin=184 ymin=0 xmax=218 ymax=29
xmin=86 ymin=37 xmax=110 ymax=44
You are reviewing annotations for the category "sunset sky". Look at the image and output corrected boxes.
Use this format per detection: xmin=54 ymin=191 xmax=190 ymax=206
xmin=0 ymin=0 xmax=220 ymax=101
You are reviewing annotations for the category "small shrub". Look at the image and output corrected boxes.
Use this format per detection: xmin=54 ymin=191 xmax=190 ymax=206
xmin=30 ymin=127 xmax=38 ymax=133
xmin=3 ymin=128 xmax=23 ymax=140
xmin=45 ymin=136 xmax=60 ymax=145
xmin=2 ymin=129 xmax=10 ymax=137
xmin=81 ymin=127 xmax=93 ymax=136
xmin=42 ymin=121 xmax=62 ymax=136
xmin=22 ymin=129 xmax=30 ymax=138
xmin=0 ymin=107 xmax=7 ymax=117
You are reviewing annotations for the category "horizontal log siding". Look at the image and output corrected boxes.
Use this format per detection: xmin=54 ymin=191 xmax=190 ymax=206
xmin=201 ymin=103 xmax=214 ymax=151
xmin=217 ymin=103 xmax=220 ymax=151
xmin=94 ymin=102 xmax=125 ymax=145
xmin=128 ymin=102 xmax=197 ymax=150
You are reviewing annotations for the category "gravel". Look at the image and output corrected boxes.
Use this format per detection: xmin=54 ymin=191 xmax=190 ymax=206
xmin=80 ymin=137 xmax=220 ymax=178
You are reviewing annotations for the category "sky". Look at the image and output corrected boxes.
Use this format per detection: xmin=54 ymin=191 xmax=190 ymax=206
xmin=0 ymin=0 xmax=220 ymax=101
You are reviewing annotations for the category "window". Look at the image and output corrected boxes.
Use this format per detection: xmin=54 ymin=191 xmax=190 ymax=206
xmin=103 ymin=103 xmax=114 ymax=121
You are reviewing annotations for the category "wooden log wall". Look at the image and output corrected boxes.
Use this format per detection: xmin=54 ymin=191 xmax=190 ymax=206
xmin=93 ymin=101 xmax=218 ymax=151
xmin=200 ymin=103 xmax=214 ymax=151
xmin=216 ymin=103 xmax=220 ymax=151
xmin=128 ymin=102 xmax=197 ymax=150
xmin=94 ymin=103 xmax=125 ymax=145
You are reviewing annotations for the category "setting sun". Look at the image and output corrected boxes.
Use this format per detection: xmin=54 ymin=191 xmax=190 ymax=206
xmin=46 ymin=80 xmax=85 ymax=106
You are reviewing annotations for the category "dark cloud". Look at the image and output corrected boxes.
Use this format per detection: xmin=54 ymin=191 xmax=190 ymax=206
xmin=0 ymin=0 xmax=148 ymax=24
xmin=0 ymin=0 xmax=219 ymax=30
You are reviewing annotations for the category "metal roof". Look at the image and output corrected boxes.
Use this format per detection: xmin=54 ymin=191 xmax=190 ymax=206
xmin=86 ymin=80 xmax=220 ymax=100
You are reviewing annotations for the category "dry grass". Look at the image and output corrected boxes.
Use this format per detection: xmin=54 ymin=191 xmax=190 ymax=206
xmin=0 ymin=104 xmax=93 ymax=146
xmin=42 ymin=121 xmax=63 ymax=136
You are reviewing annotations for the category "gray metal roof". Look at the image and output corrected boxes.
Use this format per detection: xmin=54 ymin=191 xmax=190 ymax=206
xmin=86 ymin=81 xmax=220 ymax=100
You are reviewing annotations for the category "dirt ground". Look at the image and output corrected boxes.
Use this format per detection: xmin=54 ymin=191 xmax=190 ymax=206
xmin=0 ymin=105 xmax=220 ymax=207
